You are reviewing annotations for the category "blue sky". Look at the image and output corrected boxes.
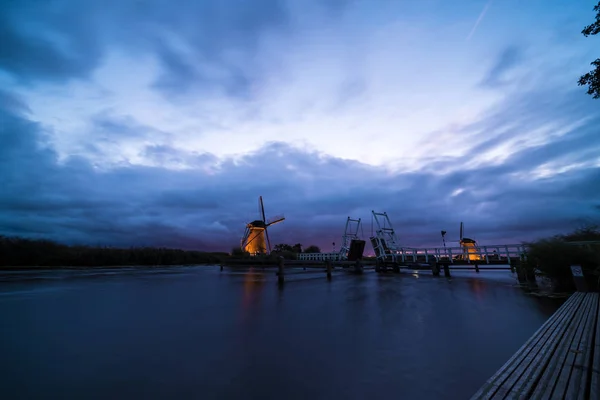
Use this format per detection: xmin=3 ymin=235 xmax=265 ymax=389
xmin=1 ymin=0 xmax=599 ymax=252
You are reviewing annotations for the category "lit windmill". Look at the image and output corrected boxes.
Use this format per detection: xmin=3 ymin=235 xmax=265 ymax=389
xmin=458 ymin=222 xmax=482 ymax=261
xmin=241 ymin=196 xmax=285 ymax=255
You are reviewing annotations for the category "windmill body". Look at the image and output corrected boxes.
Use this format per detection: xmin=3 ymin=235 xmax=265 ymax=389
xmin=242 ymin=220 xmax=268 ymax=255
xmin=458 ymin=222 xmax=483 ymax=261
xmin=241 ymin=197 xmax=284 ymax=255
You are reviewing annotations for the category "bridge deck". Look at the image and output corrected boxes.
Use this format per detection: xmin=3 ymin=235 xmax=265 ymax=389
xmin=471 ymin=292 xmax=600 ymax=399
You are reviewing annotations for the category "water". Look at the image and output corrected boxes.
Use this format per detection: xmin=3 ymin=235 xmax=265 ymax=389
xmin=0 ymin=266 xmax=561 ymax=400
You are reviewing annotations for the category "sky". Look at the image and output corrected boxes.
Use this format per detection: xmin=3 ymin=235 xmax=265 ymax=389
xmin=1 ymin=0 xmax=599 ymax=252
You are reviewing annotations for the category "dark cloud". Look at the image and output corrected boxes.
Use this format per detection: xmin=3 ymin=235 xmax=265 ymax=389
xmin=0 ymin=0 xmax=291 ymax=91
xmin=0 ymin=1 xmax=104 ymax=82
xmin=1 ymin=85 xmax=599 ymax=253
xmin=1 ymin=0 xmax=362 ymax=101
xmin=479 ymin=46 xmax=524 ymax=88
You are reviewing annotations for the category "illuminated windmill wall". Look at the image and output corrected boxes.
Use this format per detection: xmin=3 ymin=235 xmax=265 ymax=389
xmin=241 ymin=196 xmax=285 ymax=255
xmin=459 ymin=222 xmax=482 ymax=261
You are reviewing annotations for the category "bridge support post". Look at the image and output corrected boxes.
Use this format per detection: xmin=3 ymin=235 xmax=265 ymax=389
xmin=443 ymin=263 xmax=451 ymax=278
xmin=375 ymin=259 xmax=381 ymax=272
xmin=432 ymin=262 xmax=440 ymax=276
xmin=354 ymin=260 xmax=363 ymax=274
xmin=277 ymin=257 xmax=285 ymax=285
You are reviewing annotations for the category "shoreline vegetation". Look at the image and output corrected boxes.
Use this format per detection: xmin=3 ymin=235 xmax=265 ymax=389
xmin=0 ymin=236 xmax=325 ymax=269
xmin=0 ymin=236 xmax=228 ymax=268
xmin=527 ymin=226 xmax=600 ymax=292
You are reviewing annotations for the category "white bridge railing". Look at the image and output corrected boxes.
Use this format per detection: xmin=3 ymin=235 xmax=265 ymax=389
xmin=378 ymin=244 xmax=527 ymax=264
xmin=296 ymin=252 xmax=342 ymax=261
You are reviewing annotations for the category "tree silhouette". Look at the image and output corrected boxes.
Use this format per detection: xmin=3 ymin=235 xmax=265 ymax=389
xmin=579 ymin=2 xmax=600 ymax=98
xmin=304 ymin=245 xmax=321 ymax=253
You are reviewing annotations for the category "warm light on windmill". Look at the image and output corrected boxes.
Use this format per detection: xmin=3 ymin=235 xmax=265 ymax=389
xmin=459 ymin=222 xmax=483 ymax=261
xmin=240 ymin=196 xmax=285 ymax=255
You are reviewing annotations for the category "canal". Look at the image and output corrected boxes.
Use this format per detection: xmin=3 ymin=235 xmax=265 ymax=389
xmin=0 ymin=266 xmax=561 ymax=399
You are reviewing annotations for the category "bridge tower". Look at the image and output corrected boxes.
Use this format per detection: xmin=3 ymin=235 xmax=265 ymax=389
xmin=370 ymin=211 xmax=401 ymax=262
xmin=339 ymin=217 xmax=365 ymax=261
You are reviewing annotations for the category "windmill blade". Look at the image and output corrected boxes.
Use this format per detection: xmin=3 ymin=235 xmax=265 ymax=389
xmin=265 ymin=226 xmax=272 ymax=254
xmin=460 ymin=222 xmax=464 ymax=240
xmin=266 ymin=216 xmax=285 ymax=226
xmin=241 ymin=226 xmax=250 ymax=248
xmin=260 ymin=196 xmax=266 ymax=223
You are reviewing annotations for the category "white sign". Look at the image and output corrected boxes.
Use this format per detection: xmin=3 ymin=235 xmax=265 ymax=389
xmin=570 ymin=265 xmax=584 ymax=277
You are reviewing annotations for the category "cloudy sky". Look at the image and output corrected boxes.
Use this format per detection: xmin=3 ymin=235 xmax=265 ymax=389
xmin=1 ymin=0 xmax=599 ymax=252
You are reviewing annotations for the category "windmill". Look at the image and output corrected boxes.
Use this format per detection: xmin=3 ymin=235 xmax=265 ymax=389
xmin=458 ymin=222 xmax=482 ymax=261
xmin=241 ymin=196 xmax=285 ymax=255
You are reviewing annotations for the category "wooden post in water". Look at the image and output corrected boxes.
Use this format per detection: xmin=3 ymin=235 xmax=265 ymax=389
xmin=443 ymin=263 xmax=451 ymax=278
xmin=432 ymin=262 xmax=440 ymax=277
xmin=326 ymin=260 xmax=332 ymax=280
xmin=393 ymin=261 xmax=400 ymax=273
xmin=354 ymin=260 xmax=363 ymax=274
xmin=522 ymin=254 xmax=537 ymax=288
xmin=220 ymin=264 xmax=223 ymax=271
xmin=474 ymin=264 xmax=480 ymax=273
xmin=277 ymin=256 xmax=285 ymax=285
xmin=513 ymin=259 xmax=527 ymax=284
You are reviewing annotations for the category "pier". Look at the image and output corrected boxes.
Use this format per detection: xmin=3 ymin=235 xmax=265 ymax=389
xmin=471 ymin=291 xmax=600 ymax=399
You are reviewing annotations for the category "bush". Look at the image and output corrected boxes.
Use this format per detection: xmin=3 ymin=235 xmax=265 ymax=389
xmin=527 ymin=227 xmax=600 ymax=292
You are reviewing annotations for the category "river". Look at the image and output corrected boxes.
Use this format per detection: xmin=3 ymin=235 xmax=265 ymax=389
xmin=0 ymin=266 xmax=561 ymax=399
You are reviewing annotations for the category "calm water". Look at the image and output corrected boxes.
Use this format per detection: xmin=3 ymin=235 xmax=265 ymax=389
xmin=0 ymin=266 xmax=561 ymax=400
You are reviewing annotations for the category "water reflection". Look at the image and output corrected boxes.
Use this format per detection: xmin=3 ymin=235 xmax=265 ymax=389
xmin=241 ymin=268 xmax=265 ymax=312
xmin=468 ymin=278 xmax=485 ymax=301
xmin=0 ymin=266 xmax=562 ymax=400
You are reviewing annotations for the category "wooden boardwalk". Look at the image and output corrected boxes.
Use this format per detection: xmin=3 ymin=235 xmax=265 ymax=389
xmin=471 ymin=292 xmax=600 ymax=399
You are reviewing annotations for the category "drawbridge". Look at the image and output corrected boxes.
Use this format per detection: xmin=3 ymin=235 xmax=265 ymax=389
xmin=369 ymin=210 xmax=527 ymax=265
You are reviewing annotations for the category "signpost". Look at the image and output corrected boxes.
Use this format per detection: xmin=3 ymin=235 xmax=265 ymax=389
xmin=570 ymin=265 xmax=588 ymax=292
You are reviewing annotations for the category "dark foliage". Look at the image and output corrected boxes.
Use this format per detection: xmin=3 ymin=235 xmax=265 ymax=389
xmin=303 ymin=245 xmax=321 ymax=253
xmin=231 ymin=246 xmax=251 ymax=258
xmin=527 ymin=226 xmax=600 ymax=292
xmin=0 ymin=236 xmax=227 ymax=267
xmin=272 ymin=243 xmax=303 ymax=253
xmin=579 ymin=2 xmax=600 ymax=98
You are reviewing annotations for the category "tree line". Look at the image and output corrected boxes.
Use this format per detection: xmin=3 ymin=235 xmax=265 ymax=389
xmin=272 ymin=243 xmax=321 ymax=253
xmin=0 ymin=236 xmax=228 ymax=267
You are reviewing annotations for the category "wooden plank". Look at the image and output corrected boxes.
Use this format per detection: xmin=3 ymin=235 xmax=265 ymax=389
xmin=531 ymin=294 xmax=592 ymax=399
xmin=470 ymin=293 xmax=584 ymax=399
xmin=559 ymin=294 xmax=597 ymax=399
xmin=491 ymin=294 xmax=583 ymax=399
xmin=471 ymin=293 xmax=582 ymax=399
xmin=568 ymin=293 xmax=598 ymax=400
xmin=589 ymin=293 xmax=600 ymax=400
xmin=500 ymin=294 xmax=589 ymax=399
